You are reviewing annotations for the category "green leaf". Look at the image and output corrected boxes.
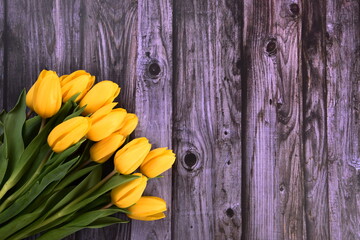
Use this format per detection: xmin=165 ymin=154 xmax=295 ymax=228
xmin=64 ymin=104 xmax=85 ymax=121
xmin=0 ymin=110 xmax=6 ymax=123
xmin=0 ymin=98 xmax=75 ymax=200
xmin=62 ymin=174 xmax=139 ymax=216
xmin=0 ymin=126 xmax=8 ymax=188
xmin=0 ymin=157 xmax=79 ymax=224
xmin=36 ymin=209 xmax=124 ymax=240
xmin=4 ymin=90 xmax=26 ymax=173
xmin=22 ymin=116 xmax=41 ymax=147
xmin=45 ymin=166 xmax=102 ymax=219
xmin=0 ymin=186 xmax=70 ymax=239
xmin=87 ymin=216 xmax=128 ymax=228
xmin=54 ymin=165 xmax=99 ymax=192
xmin=40 ymin=139 xmax=85 ymax=179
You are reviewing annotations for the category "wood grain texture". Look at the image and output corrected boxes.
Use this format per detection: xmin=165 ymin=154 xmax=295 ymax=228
xmin=131 ymin=0 xmax=173 ymax=239
xmin=301 ymin=0 xmax=330 ymax=239
xmin=172 ymin=0 xmax=242 ymax=239
xmin=77 ymin=0 xmax=137 ymax=239
xmin=0 ymin=0 xmax=359 ymax=239
xmin=242 ymin=1 xmax=305 ymax=239
xmin=326 ymin=0 xmax=360 ymax=239
xmin=5 ymin=0 xmax=82 ymax=108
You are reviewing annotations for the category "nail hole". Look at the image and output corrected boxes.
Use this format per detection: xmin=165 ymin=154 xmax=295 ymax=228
xmin=184 ymin=152 xmax=197 ymax=169
xmin=279 ymin=184 xmax=285 ymax=192
xmin=227 ymin=160 xmax=231 ymax=165
xmin=289 ymin=3 xmax=300 ymax=15
xmin=148 ymin=62 xmax=161 ymax=77
xmin=145 ymin=52 xmax=150 ymax=57
xmin=226 ymin=208 xmax=235 ymax=218
xmin=265 ymin=39 xmax=277 ymax=56
xmin=269 ymin=99 xmax=273 ymax=105
xmin=224 ymin=131 xmax=228 ymax=135
xmin=190 ymin=225 xmax=193 ymax=229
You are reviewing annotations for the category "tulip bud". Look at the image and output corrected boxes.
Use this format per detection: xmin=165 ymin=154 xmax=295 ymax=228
xmin=140 ymin=148 xmax=176 ymax=178
xmin=90 ymin=133 xmax=126 ymax=163
xmin=127 ymin=196 xmax=167 ymax=221
xmin=60 ymin=70 xmax=95 ymax=103
xmin=87 ymin=103 xmax=127 ymax=141
xmin=29 ymin=70 xmax=62 ymax=118
xmin=115 ymin=113 xmax=138 ymax=137
xmin=111 ymin=173 xmax=147 ymax=208
xmin=114 ymin=137 xmax=151 ymax=174
xmin=79 ymin=80 xmax=120 ymax=115
xmin=48 ymin=116 xmax=92 ymax=153
xmin=26 ymin=84 xmax=35 ymax=110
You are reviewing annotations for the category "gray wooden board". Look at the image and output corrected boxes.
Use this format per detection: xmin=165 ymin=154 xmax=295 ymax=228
xmin=0 ymin=0 xmax=357 ymax=239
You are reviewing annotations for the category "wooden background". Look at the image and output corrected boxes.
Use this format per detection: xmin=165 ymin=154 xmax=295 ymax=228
xmin=0 ymin=0 xmax=359 ymax=239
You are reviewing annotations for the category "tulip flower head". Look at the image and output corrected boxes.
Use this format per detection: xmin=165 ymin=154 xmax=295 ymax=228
xmin=114 ymin=137 xmax=151 ymax=175
xmin=48 ymin=116 xmax=92 ymax=153
xmin=26 ymin=84 xmax=35 ymax=110
xmin=116 ymin=113 xmax=138 ymax=137
xmin=87 ymin=103 xmax=127 ymax=141
xmin=90 ymin=132 xmax=126 ymax=163
xmin=127 ymin=196 xmax=167 ymax=221
xmin=30 ymin=70 xmax=62 ymax=118
xmin=60 ymin=70 xmax=95 ymax=102
xmin=79 ymin=80 xmax=120 ymax=115
xmin=140 ymin=148 xmax=176 ymax=178
xmin=111 ymin=173 xmax=147 ymax=208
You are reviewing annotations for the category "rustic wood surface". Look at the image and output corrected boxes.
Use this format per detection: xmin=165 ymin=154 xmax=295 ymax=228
xmin=0 ymin=0 xmax=358 ymax=239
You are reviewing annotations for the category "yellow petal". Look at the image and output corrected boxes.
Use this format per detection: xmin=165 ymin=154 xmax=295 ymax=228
xmin=90 ymin=133 xmax=125 ymax=163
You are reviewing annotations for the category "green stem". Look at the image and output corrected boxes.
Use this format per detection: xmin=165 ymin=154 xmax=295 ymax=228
xmin=75 ymin=158 xmax=92 ymax=171
xmin=38 ymin=118 xmax=46 ymax=134
xmin=11 ymin=170 xmax=117 ymax=239
xmin=26 ymin=110 xmax=33 ymax=119
xmin=0 ymin=150 xmax=52 ymax=213
xmin=101 ymin=202 xmax=113 ymax=209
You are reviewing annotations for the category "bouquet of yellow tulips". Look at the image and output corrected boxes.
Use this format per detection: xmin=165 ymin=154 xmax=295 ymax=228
xmin=0 ymin=70 xmax=175 ymax=240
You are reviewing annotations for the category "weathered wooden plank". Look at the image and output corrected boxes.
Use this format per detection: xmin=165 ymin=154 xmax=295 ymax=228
xmin=242 ymin=1 xmax=305 ymax=239
xmin=5 ymin=0 xmax=82 ymax=109
xmin=172 ymin=0 xmax=242 ymax=239
xmin=301 ymin=0 xmax=330 ymax=239
xmin=5 ymin=1 xmax=81 ymax=240
xmin=77 ymin=0 xmax=138 ymax=239
xmin=326 ymin=0 xmax=360 ymax=239
xmin=130 ymin=0 xmax=173 ymax=239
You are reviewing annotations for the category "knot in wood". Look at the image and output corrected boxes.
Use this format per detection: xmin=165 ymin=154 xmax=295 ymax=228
xmin=226 ymin=208 xmax=235 ymax=218
xmin=145 ymin=59 xmax=163 ymax=81
xmin=183 ymin=151 xmax=198 ymax=171
xmin=289 ymin=3 xmax=300 ymax=16
xmin=265 ymin=39 xmax=277 ymax=56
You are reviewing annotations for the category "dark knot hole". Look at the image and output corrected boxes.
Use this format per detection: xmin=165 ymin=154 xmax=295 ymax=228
xmin=184 ymin=152 xmax=197 ymax=169
xmin=148 ymin=62 xmax=161 ymax=77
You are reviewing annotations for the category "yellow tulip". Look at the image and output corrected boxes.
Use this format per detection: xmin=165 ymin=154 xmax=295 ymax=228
xmin=28 ymin=70 xmax=62 ymax=118
xmin=127 ymin=196 xmax=167 ymax=221
xmin=26 ymin=84 xmax=35 ymax=110
xmin=140 ymin=148 xmax=176 ymax=178
xmin=114 ymin=137 xmax=151 ymax=174
xmin=48 ymin=116 xmax=91 ymax=153
xmin=111 ymin=173 xmax=147 ymax=208
xmin=79 ymin=80 xmax=120 ymax=115
xmin=115 ymin=113 xmax=138 ymax=137
xmin=90 ymin=133 xmax=126 ymax=163
xmin=26 ymin=70 xmax=48 ymax=110
xmin=87 ymin=103 xmax=127 ymax=141
xmin=60 ymin=70 xmax=95 ymax=102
